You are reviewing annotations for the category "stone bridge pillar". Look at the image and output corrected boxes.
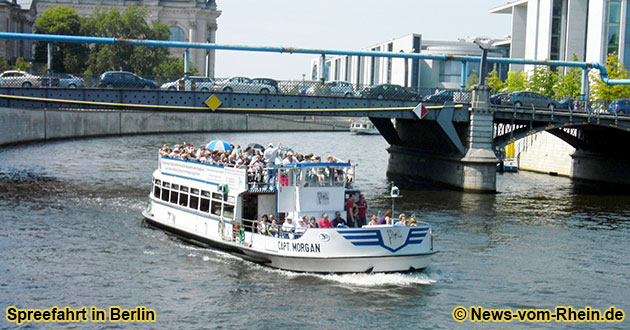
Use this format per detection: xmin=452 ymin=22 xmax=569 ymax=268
xmin=461 ymin=85 xmax=498 ymax=192
xmin=385 ymin=85 xmax=497 ymax=193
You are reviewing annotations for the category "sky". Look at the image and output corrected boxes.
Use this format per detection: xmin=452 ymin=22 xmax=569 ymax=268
xmin=214 ymin=0 xmax=512 ymax=80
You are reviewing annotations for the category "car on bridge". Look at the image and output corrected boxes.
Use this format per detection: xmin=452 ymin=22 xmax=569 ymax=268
xmin=96 ymin=71 xmax=158 ymax=89
xmin=492 ymin=91 xmax=559 ymax=110
xmin=359 ymin=84 xmax=420 ymax=101
xmin=252 ymin=78 xmax=279 ymax=93
xmin=0 ymin=70 xmax=42 ymax=88
xmin=607 ymin=99 xmax=630 ymax=114
xmin=161 ymin=76 xmax=214 ymax=91
xmin=423 ymin=89 xmax=454 ymax=103
xmin=41 ymin=73 xmax=85 ymax=88
xmin=214 ymin=76 xmax=277 ymax=94
xmin=303 ymin=80 xmax=355 ymax=97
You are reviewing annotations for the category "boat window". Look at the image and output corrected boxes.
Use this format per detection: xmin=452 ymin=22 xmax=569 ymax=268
xmin=190 ymin=195 xmax=199 ymax=210
xmin=179 ymin=193 xmax=188 ymax=207
xmin=191 ymin=188 xmax=199 ymax=195
xmin=170 ymin=190 xmax=179 ymax=204
xmin=161 ymin=188 xmax=169 ymax=202
xmin=211 ymin=200 xmax=222 ymax=216
xmin=180 ymin=186 xmax=189 ymax=193
xmin=154 ymin=185 xmax=161 ymax=198
xmin=223 ymin=204 xmax=234 ymax=220
xmin=163 ymin=182 xmax=170 ymax=188
xmin=172 ymin=184 xmax=179 ymax=190
xmin=201 ymin=190 xmax=211 ymax=198
xmin=154 ymin=179 xmax=161 ymax=185
xmin=212 ymin=192 xmax=223 ymax=200
xmin=200 ymin=198 xmax=210 ymax=213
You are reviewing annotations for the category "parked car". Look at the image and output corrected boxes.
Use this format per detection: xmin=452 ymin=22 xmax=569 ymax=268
xmin=359 ymin=84 xmax=419 ymax=101
xmin=214 ymin=76 xmax=277 ymax=93
xmin=96 ymin=71 xmax=158 ymax=89
xmin=41 ymin=73 xmax=84 ymax=88
xmin=161 ymin=76 xmax=214 ymax=91
xmin=498 ymin=91 xmax=559 ymax=109
xmin=489 ymin=92 xmax=508 ymax=105
xmin=0 ymin=70 xmax=42 ymax=87
xmin=252 ymin=78 xmax=279 ymax=93
xmin=423 ymin=89 xmax=454 ymax=102
xmin=304 ymin=80 xmax=355 ymax=97
xmin=607 ymin=99 xmax=630 ymax=114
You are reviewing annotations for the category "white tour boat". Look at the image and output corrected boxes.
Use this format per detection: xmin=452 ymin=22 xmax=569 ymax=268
xmin=142 ymin=150 xmax=437 ymax=273
xmin=349 ymin=119 xmax=379 ymax=135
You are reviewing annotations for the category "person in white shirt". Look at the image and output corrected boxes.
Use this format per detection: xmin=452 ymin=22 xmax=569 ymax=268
xmin=263 ymin=143 xmax=280 ymax=164
xmin=282 ymin=151 xmax=296 ymax=165
xmin=281 ymin=218 xmax=296 ymax=238
xmin=295 ymin=216 xmax=308 ymax=236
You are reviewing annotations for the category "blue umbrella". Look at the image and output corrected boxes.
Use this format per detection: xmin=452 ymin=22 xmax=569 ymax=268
xmin=206 ymin=139 xmax=232 ymax=151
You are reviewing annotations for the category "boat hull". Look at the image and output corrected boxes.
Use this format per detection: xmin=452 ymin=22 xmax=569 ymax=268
xmin=143 ymin=207 xmax=437 ymax=273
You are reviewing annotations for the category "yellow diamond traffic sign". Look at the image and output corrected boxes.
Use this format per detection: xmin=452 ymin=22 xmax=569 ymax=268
xmin=205 ymin=94 xmax=222 ymax=111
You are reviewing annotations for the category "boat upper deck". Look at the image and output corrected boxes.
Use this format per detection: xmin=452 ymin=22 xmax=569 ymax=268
xmin=158 ymin=156 xmax=355 ymax=194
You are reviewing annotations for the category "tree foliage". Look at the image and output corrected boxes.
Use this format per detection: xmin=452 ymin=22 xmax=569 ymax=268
xmin=15 ymin=57 xmax=30 ymax=71
xmin=34 ymin=7 xmax=88 ymax=73
xmin=154 ymin=58 xmax=199 ymax=78
xmin=527 ymin=65 xmax=556 ymax=97
xmin=504 ymin=71 xmax=528 ymax=92
xmin=465 ymin=70 xmax=478 ymax=92
xmin=554 ymin=56 xmax=582 ymax=99
xmin=590 ymin=52 xmax=630 ymax=102
xmin=33 ymin=6 xmax=192 ymax=79
xmin=82 ymin=7 xmax=171 ymax=76
xmin=486 ymin=70 xmax=505 ymax=93
xmin=0 ymin=55 xmax=9 ymax=73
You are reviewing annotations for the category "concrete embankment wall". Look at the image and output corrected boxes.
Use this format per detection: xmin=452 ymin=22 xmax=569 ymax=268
xmin=0 ymin=107 xmax=351 ymax=146
xmin=515 ymin=132 xmax=575 ymax=176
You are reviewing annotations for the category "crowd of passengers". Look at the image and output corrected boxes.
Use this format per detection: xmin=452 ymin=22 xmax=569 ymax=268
xmin=255 ymin=192 xmax=419 ymax=239
xmin=158 ymin=142 xmax=345 ymax=182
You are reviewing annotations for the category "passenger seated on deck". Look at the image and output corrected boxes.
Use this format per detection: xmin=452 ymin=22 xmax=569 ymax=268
xmin=308 ymin=216 xmax=319 ymax=228
xmin=318 ymin=213 xmax=333 ymax=228
xmin=268 ymin=219 xmax=278 ymax=237
xmin=378 ymin=209 xmax=392 ymax=225
xmin=332 ymin=211 xmax=347 ymax=228
xmin=395 ymin=214 xmax=407 ymax=227
xmin=281 ymin=218 xmax=296 ymax=238
xmin=368 ymin=214 xmax=379 ymax=226
xmin=408 ymin=217 xmax=417 ymax=226
xmin=257 ymin=216 xmax=268 ymax=235
xmin=295 ymin=217 xmax=308 ymax=237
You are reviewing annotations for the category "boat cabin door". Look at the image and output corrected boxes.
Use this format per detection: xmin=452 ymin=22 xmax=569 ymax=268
xmin=276 ymin=168 xmax=297 ymax=213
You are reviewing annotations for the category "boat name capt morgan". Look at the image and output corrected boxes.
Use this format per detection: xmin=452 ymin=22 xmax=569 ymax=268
xmin=278 ymin=241 xmax=321 ymax=253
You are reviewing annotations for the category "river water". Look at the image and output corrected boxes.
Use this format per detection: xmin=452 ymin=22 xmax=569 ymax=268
xmin=1 ymin=132 xmax=628 ymax=329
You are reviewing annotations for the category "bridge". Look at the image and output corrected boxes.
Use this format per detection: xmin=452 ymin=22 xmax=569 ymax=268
xmin=2 ymin=32 xmax=630 ymax=191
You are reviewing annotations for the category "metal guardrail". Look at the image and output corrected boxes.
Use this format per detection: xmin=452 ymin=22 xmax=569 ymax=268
xmin=0 ymin=73 xmax=453 ymax=102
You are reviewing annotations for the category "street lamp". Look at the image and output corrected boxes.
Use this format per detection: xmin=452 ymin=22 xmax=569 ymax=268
xmin=473 ymin=37 xmax=496 ymax=86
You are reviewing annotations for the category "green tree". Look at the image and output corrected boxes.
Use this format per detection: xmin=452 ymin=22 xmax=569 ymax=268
xmin=14 ymin=57 xmax=30 ymax=71
xmin=554 ymin=56 xmax=582 ymax=100
xmin=465 ymin=70 xmax=478 ymax=91
xmin=154 ymin=58 xmax=199 ymax=80
xmin=34 ymin=7 xmax=88 ymax=73
xmin=504 ymin=71 xmax=528 ymax=92
xmin=590 ymin=52 xmax=630 ymax=102
xmin=0 ymin=55 xmax=9 ymax=73
xmin=486 ymin=70 xmax=506 ymax=93
xmin=83 ymin=6 xmax=171 ymax=77
xmin=527 ymin=65 xmax=557 ymax=97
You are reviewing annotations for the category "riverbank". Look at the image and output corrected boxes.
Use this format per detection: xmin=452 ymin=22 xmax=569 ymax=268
xmin=0 ymin=107 xmax=352 ymax=146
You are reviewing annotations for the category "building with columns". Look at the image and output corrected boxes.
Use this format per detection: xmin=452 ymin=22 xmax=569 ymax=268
xmin=0 ymin=0 xmax=36 ymax=63
xmin=490 ymin=0 xmax=630 ymax=71
xmin=36 ymin=0 xmax=221 ymax=77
